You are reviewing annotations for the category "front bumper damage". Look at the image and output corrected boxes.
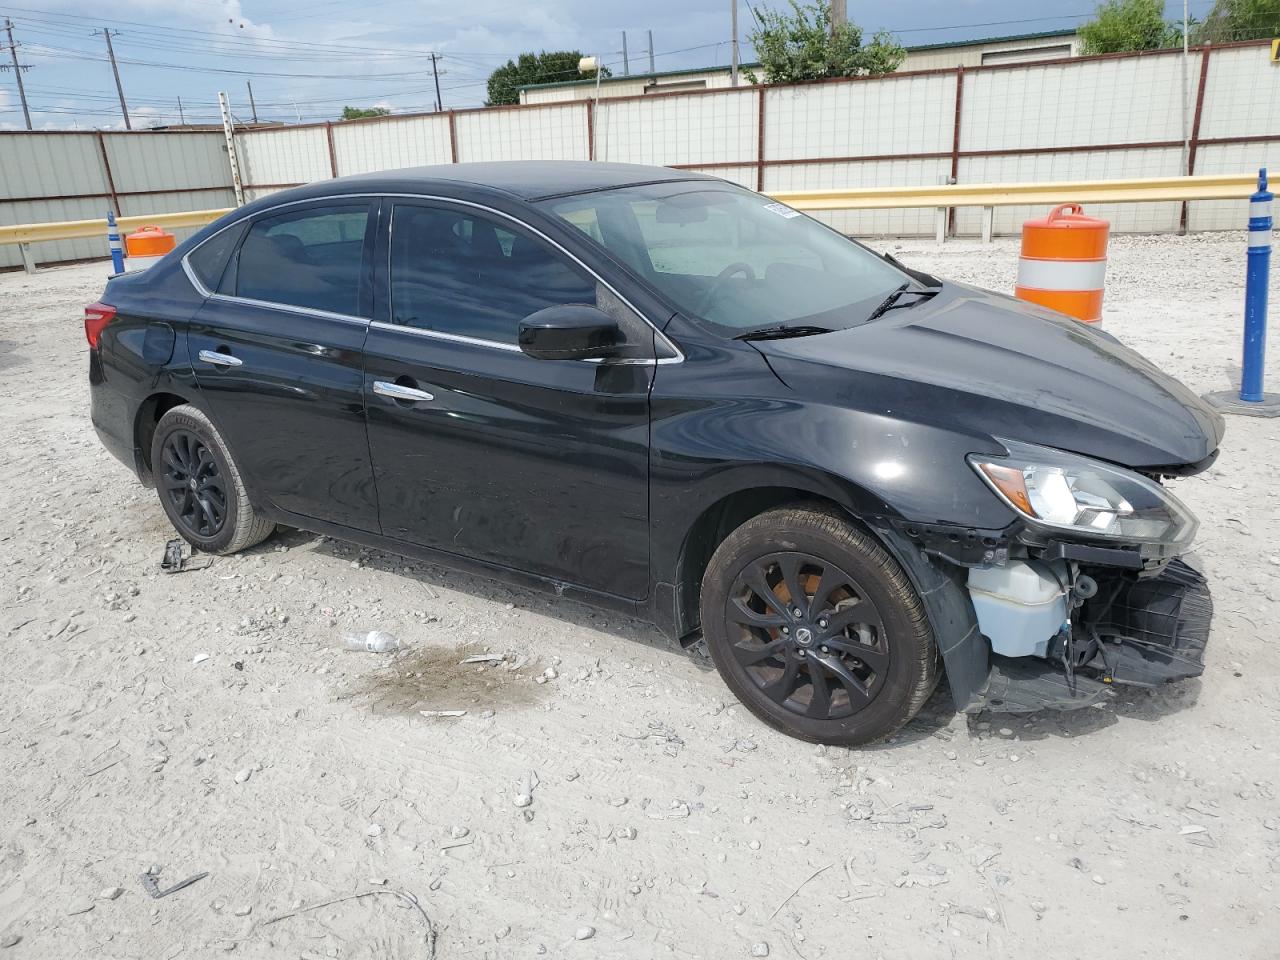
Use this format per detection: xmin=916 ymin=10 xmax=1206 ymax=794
xmin=874 ymin=520 xmax=1213 ymax=716
xmin=979 ymin=557 xmax=1212 ymax=713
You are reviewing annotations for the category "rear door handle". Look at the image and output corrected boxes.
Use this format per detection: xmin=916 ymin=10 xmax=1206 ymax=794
xmin=198 ymin=349 xmax=243 ymax=367
xmin=373 ymin=380 xmax=435 ymax=403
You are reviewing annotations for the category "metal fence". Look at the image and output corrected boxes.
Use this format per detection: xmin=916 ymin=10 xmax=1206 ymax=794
xmin=3 ymin=39 xmax=1277 ymax=269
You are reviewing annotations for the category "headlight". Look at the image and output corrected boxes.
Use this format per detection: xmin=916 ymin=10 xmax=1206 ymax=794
xmin=968 ymin=439 xmax=1197 ymax=546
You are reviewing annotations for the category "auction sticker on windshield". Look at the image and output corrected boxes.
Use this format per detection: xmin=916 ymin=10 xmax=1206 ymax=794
xmin=762 ymin=202 xmax=802 ymax=219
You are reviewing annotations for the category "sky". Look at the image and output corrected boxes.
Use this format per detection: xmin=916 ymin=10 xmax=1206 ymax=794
xmin=0 ymin=0 xmax=1216 ymax=129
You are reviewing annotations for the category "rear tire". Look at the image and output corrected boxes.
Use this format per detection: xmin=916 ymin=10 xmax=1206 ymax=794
xmin=150 ymin=404 xmax=275 ymax=555
xmin=700 ymin=503 xmax=937 ymax=746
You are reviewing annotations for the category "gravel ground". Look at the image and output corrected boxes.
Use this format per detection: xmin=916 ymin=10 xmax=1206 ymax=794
xmin=1 ymin=233 xmax=1278 ymax=959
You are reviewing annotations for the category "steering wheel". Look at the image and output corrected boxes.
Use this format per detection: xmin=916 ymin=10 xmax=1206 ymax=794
xmin=696 ymin=261 xmax=756 ymax=314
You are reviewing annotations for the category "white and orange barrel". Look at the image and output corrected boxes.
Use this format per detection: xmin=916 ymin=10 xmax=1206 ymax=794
xmin=124 ymin=224 xmax=177 ymax=272
xmin=1014 ymin=203 xmax=1110 ymax=324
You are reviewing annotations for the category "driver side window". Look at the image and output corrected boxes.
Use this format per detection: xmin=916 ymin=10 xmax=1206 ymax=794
xmin=390 ymin=203 xmax=643 ymax=348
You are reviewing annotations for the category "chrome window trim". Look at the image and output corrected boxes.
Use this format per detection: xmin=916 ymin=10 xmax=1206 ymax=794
xmin=369 ymin=319 xmax=521 ymax=353
xmin=180 ymin=190 xmax=684 ymax=364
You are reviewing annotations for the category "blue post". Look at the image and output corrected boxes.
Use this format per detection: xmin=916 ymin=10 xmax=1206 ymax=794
xmin=106 ymin=209 xmax=125 ymax=274
xmin=1241 ymin=168 xmax=1273 ymax=403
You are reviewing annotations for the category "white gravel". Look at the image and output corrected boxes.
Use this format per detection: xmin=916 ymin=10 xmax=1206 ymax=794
xmin=1 ymin=233 xmax=1278 ymax=957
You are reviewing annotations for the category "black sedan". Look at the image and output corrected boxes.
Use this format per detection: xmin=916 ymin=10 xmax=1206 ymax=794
xmin=87 ymin=161 xmax=1222 ymax=744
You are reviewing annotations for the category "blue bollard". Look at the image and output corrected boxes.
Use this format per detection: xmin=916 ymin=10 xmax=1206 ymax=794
xmin=1241 ymin=168 xmax=1272 ymax=403
xmin=106 ymin=209 xmax=125 ymax=275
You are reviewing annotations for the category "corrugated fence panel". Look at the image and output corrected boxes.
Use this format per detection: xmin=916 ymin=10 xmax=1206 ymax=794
xmin=333 ymin=115 xmax=453 ymax=175
xmin=102 ymin=132 xmax=231 ymax=195
xmin=236 ymin=127 xmax=332 ymax=188
xmin=766 ymin=158 xmax=951 ymax=236
xmin=954 ymin=147 xmax=1185 ymax=235
xmin=455 ymin=104 xmax=588 ymax=162
xmin=0 ymin=133 xmax=108 ymax=200
xmin=690 ymin=165 xmax=757 ymax=188
xmin=1187 ymin=45 xmax=1279 ymax=232
xmin=962 ymin=55 xmax=1188 ymax=151
xmin=1188 ymin=141 xmax=1279 ymax=231
xmin=1197 ymin=45 xmax=1280 ymax=141
xmin=598 ymin=90 xmax=757 ymax=165
xmin=0 ymin=196 xmax=108 ymax=267
xmin=765 ymin=73 xmax=956 ymax=161
xmin=116 ymin=189 xmax=237 ymax=246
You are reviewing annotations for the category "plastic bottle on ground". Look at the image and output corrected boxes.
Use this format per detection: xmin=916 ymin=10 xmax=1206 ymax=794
xmin=341 ymin=631 xmax=401 ymax=653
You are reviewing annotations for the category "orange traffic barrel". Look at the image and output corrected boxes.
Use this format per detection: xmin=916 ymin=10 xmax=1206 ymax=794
xmin=1015 ymin=203 xmax=1110 ymax=324
xmin=124 ymin=224 xmax=177 ymax=259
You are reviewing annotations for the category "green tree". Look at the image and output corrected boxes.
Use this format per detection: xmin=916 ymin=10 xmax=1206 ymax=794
xmin=340 ymin=105 xmax=391 ymax=120
xmin=746 ymin=0 xmax=904 ymax=84
xmin=486 ymin=50 xmax=609 ymax=106
xmin=1078 ymin=0 xmax=1183 ymax=54
xmin=1195 ymin=0 xmax=1280 ymax=42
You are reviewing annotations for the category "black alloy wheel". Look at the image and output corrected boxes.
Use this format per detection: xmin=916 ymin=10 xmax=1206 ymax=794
xmin=700 ymin=503 xmax=938 ymax=746
xmin=726 ymin=552 xmax=889 ymax=720
xmin=160 ymin=429 xmax=228 ymax=538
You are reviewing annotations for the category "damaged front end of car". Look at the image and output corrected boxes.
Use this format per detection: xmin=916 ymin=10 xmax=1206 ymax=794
xmin=880 ymin=439 xmax=1215 ymax=714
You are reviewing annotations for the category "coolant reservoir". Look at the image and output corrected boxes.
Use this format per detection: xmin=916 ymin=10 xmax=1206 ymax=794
xmin=968 ymin=560 xmax=1069 ymax=658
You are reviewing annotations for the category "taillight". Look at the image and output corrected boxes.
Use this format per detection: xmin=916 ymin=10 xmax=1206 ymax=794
xmin=84 ymin=302 xmax=116 ymax=349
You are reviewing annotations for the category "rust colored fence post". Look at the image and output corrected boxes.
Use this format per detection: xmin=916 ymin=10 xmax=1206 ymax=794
xmin=448 ymin=111 xmax=460 ymax=163
xmin=325 ymin=122 xmax=338 ymax=178
xmin=586 ymin=100 xmax=595 ymax=161
xmin=95 ymin=131 xmax=121 ymax=216
xmin=1180 ymin=45 xmax=1212 ymax=232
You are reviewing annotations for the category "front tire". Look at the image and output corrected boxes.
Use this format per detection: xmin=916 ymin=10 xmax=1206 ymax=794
xmin=150 ymin=404 xmax=275 ymax=555
xmin=700 ymin=503 xmax=938 ymax=746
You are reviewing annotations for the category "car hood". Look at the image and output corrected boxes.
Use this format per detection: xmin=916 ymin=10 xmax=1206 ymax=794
xmin=755 ymin=282 xmax=1224 ymax=470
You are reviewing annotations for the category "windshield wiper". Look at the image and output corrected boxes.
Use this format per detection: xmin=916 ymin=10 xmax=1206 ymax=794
xmin=865 ymin=283 xmax=938 ymax=322
xmin=734 ymin=324 xmax=834 ymax=342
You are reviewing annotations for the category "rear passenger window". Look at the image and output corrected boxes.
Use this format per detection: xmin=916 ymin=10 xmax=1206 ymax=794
xmin=235 ymin=204 xmax=369 ymax=316
xmin=187 ymin=221 xmax=245 ymax=293
xmin=389 ymin=203 xmax=596 ymax=344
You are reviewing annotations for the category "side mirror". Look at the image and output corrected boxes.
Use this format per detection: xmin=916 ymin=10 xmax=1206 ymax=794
xmin=518 ymin=304 xmax=620 ymax=361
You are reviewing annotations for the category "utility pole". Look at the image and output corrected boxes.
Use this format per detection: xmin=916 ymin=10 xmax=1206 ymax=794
xmin=830 ymin=0 xmax=847 ymax=34
xmin=177 ymin=95 xmax=185 ymax=125
xmin=730 ymin=0 xmax=739 ymax=86
xmin=218 ymin=92 xmax=245 ymax=206
xmin=430 ymin=53 xmax=443 ymax=112
xmin=97 ymin=27 xmax=131 ymax=130
xmin=246 ymin=80 xmax=258 ymax=123
xmin=2 ymin=18 xmax=32 ymax=130
xmin=622 ymin=32 xmax=630 ymax=75
xmin=647 ymin=29 xmax=655 ymax=73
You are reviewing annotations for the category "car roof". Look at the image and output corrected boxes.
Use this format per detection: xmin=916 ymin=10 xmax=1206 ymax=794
xmin=316 ymin=161 xmax=719 ymax=202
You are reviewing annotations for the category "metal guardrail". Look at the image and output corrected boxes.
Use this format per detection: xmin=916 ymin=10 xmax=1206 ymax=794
xmin=0 ymin=174 xmax=1262 ymax=271
xmin=769 ymin=174 xmax=1259 ymax=211
xmin=0 ymin=208 xmax=232 ymax=247
xmin=770 ymin=174 xmax=1261 ymax=243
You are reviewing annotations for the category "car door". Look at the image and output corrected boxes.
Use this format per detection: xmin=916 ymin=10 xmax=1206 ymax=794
xmin=363 ymin=198 xmax=657 ymax=600
xmin=187 ymin=199 xmax=381 ymax=532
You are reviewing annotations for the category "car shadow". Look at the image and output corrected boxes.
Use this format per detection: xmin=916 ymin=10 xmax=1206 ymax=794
xmin=262 ymin=526 xmax=681 ymax=656
xmin=882 ymin=675 xmax=1204 ymax=750
xmin=256 ymin=528 xmax=1203 ymax=748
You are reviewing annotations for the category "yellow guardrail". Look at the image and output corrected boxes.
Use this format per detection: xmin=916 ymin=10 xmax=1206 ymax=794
xmin=0 ymin=173 xmax=1259 ymax=270
xmin=0 ymin=208 xmax=232 ymax=247
xmin=768 ymin=174 xmax=1257 ymax=211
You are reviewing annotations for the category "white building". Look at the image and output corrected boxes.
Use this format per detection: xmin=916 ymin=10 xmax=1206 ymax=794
xmin=519 ymin=30 xmax=1081 ymax=105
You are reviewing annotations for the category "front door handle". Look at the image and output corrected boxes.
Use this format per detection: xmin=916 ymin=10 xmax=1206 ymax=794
xmin=198 ymin=349 xmax=243 ymax=368
xmin=373 ymin=380 xmax=435 ymax=403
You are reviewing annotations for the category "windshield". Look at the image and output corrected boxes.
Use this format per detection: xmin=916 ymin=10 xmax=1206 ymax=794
xmin=542 ymin=181 xmax=910 ymax=335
